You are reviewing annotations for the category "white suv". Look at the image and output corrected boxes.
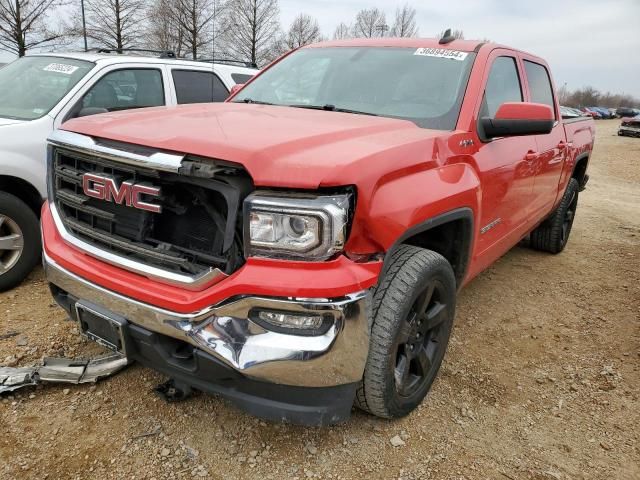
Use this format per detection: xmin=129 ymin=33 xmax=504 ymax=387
xmin=0 ymin=51 xmax=257 ymax=290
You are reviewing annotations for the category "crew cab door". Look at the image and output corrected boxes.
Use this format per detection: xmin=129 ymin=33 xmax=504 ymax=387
xmin=521 ymin=57 xmax=567 ymax=220
xmin=471 ymin=52 xmax=538 ymax=269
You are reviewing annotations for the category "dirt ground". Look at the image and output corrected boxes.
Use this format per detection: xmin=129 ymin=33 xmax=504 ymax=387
xmin=1 ymin=119 xmax=638 ymax=480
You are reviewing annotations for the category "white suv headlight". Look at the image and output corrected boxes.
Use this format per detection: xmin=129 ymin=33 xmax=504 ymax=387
xmin=244 ymin=192 xmax=352 ymax=260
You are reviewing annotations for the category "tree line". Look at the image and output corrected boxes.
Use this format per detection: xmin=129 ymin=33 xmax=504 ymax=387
xmin=0 ymin=0 xmax=423 ymax=66
xmin=558 ymin=85 xmax=639 ymax=109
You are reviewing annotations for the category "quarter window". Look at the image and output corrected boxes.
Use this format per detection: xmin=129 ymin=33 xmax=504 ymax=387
xmin=524 ymin=60 xmax=556 ymax=119
xmin=172 ymin=70 xmax=229 ymax=104
xmin=481 ymin=56 xmax=523 ymax=119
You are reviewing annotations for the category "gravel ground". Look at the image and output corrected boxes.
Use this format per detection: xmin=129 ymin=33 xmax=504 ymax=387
xmin=1 ymin=119 xmax=638 ymax=480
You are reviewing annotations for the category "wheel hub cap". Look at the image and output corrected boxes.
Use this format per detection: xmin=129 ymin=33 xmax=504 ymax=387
xmin=0 ymin=215 xmax=24 ymax=275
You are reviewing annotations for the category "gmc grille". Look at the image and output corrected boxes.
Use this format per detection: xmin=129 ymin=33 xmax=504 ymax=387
xmin=51 ymin=147 xmax=253 ymax=278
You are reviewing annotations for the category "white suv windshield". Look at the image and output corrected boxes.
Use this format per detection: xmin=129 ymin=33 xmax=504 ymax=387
xmin=0 ymin=56 xmax=94 ymax=120
xmin=233 ymin=47 xmax=476 ymax=130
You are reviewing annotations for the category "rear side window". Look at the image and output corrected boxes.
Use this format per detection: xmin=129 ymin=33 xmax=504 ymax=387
xmin=231 ymin=73 xmax=254 ymax=84
xmin=524 ymin=60 xmax=556 ymax=119
xmin=172 ymin=70 xmax=229 ymax=104
xmin=481 ymin=56 xmax=523 ymax=118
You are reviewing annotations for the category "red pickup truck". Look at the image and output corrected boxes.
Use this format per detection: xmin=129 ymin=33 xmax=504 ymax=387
xmin=41 ymin=38 xmax=594 ymax=425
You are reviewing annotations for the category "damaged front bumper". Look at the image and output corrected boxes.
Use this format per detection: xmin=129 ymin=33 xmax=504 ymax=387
xmin=43 ymin=252 xmax=372 ymax=424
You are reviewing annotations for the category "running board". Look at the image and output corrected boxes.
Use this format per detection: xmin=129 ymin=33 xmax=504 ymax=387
xmin=0 ymin=353 xmax=129 ymax=394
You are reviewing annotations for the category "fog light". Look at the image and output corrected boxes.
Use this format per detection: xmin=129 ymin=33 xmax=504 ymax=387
xmin=258 ymin=311 xmax=323 ymax=329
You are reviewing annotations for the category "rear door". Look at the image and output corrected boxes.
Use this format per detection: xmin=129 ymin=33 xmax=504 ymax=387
xmin=521 ymin=57 xmax=567 ymax=220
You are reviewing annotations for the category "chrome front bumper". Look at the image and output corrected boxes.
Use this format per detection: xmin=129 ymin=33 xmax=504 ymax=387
xmin=44 ymin=253 xmax=371 ymax=388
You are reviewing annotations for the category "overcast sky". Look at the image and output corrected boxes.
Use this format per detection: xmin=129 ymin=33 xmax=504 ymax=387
xmin=1 ymin=0 xmax=639 ymax=97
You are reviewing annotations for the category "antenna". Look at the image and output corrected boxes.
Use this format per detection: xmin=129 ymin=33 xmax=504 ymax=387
xmin=439 ymin=28 xmax=455 ymax=45
xmin=211 ymin=0 xmax=216 ymax=100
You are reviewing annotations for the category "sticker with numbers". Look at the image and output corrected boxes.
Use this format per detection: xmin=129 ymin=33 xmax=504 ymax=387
xmin=414 ymin=48 xmax=468 ymax=61
xmin=43 ymin=63 xmax=80 ymax=75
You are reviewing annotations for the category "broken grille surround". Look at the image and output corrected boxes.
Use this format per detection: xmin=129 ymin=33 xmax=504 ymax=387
xmin=48 ymin=141 xmax=252 ymax=290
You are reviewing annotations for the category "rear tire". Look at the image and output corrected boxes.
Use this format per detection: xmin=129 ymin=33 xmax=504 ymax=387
xmin=0 ymin=192 xmax=41 ymax=292
xmin=529 ymin=178 xmax=579 ymax=254
xmin=355 ymin=245 xmax=456 ymax=418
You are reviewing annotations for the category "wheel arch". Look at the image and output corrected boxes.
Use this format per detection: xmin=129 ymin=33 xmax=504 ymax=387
xmin=383 ymin=208 xmax=474 ymax=288
xmin=571 ymin=153 xmax=590 ymax=190
xmin=0 ymin=176 xmax=44 ymax=217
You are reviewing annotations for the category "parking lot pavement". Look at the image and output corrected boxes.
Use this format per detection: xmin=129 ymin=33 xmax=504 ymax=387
xmin=1 ymin=119 xmax=638 ymax=479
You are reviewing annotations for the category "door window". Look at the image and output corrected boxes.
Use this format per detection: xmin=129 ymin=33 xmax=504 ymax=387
xmin=480 ymin=56 xmax=523 ymax=118
xmin=172 ymin=70 xmax=229 ymax=104
xmin=81 ymin=69 xmax=165 ymax=113
xmin=524 ymin=60 xmax=556 ymax=119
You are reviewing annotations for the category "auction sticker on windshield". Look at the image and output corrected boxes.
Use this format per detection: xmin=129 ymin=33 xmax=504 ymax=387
xmin=43 ymin=63 xmax=80 ymax=75
xmin=414 ymin=48 xmax=468 ymax=61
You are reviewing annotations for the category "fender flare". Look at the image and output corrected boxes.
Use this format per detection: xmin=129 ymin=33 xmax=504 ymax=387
xmin=383 ymin=207 xmax=475 ymax=287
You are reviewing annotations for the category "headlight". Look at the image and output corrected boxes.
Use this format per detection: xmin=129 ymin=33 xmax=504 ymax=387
xmin=244 ymin=191 xmax=351 ymax=260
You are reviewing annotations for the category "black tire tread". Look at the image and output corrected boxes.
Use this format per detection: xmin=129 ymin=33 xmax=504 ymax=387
xmin=530 ymin=178 xmax=579 ymax=254
xmin=355 ymin=245 xmax=455 ymax=418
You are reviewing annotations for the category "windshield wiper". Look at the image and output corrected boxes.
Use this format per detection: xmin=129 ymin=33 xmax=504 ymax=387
xmin=237 ymin=98 xmax=275 ymax=105
xmin=288 ymin=104 xmax=378 ymax=117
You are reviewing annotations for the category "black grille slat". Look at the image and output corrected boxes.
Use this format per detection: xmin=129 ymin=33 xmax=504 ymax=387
xmin=52 ymin=147 xmax=250 ymax=277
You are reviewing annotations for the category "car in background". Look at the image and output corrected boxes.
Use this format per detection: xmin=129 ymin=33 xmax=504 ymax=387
xmin=617 ymin=107 xmax=638 ymax=118
xmin=560 ymin=106 xmax=581 ymax=119
xmin=0 ymin=50 xmax=258 ymax=291
xmin=619 ymin=114 xmax=640 ymax=137
xmin=581 ymin=107 xmax=601 ymax=119
xmin=590 ymin=107 xmax=612 ymax=119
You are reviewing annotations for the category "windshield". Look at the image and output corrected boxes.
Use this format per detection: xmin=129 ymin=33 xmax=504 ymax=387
xmin=233 ymin=47 xmax=476 ymax=130
xmin=0 ymin=56 xmax=94 ymax=120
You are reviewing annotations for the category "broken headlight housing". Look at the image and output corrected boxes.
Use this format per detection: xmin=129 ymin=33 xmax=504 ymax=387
xmin=244 ymin=191 xmax=351 ymax=261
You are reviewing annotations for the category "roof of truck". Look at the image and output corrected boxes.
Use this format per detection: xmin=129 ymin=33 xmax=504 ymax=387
xmin=308 ymin=38 xmax=487 ymax=52
xmin=27 ymin=51 xmax=258 ymax=75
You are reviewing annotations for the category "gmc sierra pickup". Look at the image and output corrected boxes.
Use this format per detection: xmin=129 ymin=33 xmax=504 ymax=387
xmin=41 ymin=37 xmax=594 ymax=425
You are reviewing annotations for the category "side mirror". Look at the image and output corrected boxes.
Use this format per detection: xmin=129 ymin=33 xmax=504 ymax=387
xmin=229 ymin=83 xmax=245 ymax=96
xmin=481 ymin=102 xmax=554 ymax=138
xmin=77 ymin=107 xmax=109 ymax=118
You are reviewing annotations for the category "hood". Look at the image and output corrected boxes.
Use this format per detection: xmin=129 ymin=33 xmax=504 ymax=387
xmin=0 ymin=117 xmax=25 ymax=127
xmin=61 ymin=103 xmax=444 ymax=188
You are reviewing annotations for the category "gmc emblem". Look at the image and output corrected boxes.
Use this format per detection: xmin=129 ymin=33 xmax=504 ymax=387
xmin=82 ymin=173 xmax=162 ymax=213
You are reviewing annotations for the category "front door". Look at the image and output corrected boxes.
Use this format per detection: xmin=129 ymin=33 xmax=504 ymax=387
xmin=471 ymin=53 xmax=538 ymax=273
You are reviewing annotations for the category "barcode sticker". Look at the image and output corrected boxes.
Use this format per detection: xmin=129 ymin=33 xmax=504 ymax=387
xmin=414 ymin=48 xmax=468 ymax=61
xmin=43 ymin=63 xmax=80 ymax=75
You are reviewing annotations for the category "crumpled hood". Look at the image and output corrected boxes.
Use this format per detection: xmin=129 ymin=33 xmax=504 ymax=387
xmin=61 ymin=103 xmax=444 ymax=188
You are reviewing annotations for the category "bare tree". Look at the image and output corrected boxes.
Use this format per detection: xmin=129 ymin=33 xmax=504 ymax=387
xmin=437 ymin=28 xmax=464 ymax=40
xmin=285 ymin=13 xmax=319 ymax=49
xmin=0 ymin=0 xmax=68 ymax=56
xmin=80 ymin=0 xmax=148 ymax=49
xmin=146 ymin=0 xmax=185 ymax=55
xmin=173 ymin=0 xmax=218 ymax=59
xmin=352 ymin=7 xmax=387 ymax=38
xmin=390 ymin=3 xmax=417 ymax=38
xmin=220 ymin=0 xmax=281 ymax=66
xmin=333 ymin=22 xmax=350 ymax=40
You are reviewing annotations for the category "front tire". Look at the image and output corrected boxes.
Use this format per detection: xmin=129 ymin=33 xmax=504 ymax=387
xmin=356 ymin=245 xmax=456 ymax=418
xmin=529 ymin=178 xmax=579 ymax=254
xmin=0 ymin=192 xmax=41 ymax=292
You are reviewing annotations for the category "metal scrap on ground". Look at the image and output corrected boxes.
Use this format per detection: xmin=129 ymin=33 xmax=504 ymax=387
xmin=0 ymin=353 xmax=129 ymax=394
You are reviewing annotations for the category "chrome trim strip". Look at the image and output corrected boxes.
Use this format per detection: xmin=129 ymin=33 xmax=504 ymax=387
xmin=48 ymin=130 xmax=184 ymax=172
xmin=45 ymin=252 xmax=371 ymax=387
xmin=50 ymin=202 xmax=227 ymax=290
